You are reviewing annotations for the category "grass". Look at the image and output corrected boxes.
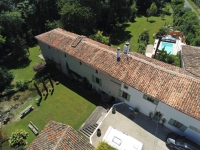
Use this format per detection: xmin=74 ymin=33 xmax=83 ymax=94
xmin=11 ymin=46 xmax=43 ymax=83
xmin=187 ymin=0 xmax=200 ymax=16
xmin=112 ymin=15 xmax=173 ymax=51
xmin=3 ymin=81 xmax=96 ymax=147
xmin=3 ymin=46 xmax=98 ymax=148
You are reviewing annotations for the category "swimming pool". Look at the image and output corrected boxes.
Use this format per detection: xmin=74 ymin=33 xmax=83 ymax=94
xmin=161 ymin=42 xmax=173 ymax=54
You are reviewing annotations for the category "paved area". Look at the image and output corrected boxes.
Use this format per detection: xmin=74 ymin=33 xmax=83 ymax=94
xmin=91 ymin=103 xmax=171 ymax=150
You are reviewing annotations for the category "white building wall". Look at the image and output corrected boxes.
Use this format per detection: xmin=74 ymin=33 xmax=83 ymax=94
xmin=121 ymin=83 xmax=157 ymax=116
xmin=38 ymin=41 xmax=121 ymax=100
xmin=156 ymin=102 xmax=200 ymax=144
xmin=38 ymin=41 xmax=60 ymax=64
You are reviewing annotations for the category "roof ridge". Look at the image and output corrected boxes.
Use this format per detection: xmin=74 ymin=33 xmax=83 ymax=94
xmin=53 ymin=124 xmax=69 ymax=150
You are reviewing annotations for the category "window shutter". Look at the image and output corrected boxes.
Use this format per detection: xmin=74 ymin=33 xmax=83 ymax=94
xmin=143 ymin=94 xmax=148 ymax=100
xmin=153 ymin=100 xmax=159 ymax=105
xmin=118 ymin=89 xmax=122 ymax=97
xmin=168 ymin=118 xmax=175 ymax=125
xmin=180 ymin=125 xmax=187 ymax=132
xmin=127 ymin=94 xmax=131 ymax=101
xmin=92 ymin=75 xmax=95 ymax=82
xmin=99 ymin=79 xmax=102 ymax=86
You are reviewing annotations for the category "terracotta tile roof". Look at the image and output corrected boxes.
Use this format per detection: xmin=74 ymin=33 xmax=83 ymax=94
xmin=28 ymin=121 xmax=94 ymax=150
xmin=35 ymin=28 xmax=200 ymax=121
xmin=182 ymin=45 xmax=200 ymax=77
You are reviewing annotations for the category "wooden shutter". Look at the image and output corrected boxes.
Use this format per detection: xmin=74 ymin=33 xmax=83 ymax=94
xmin=127 ymin=94 xmax=131 ymax=101
xmin=99 ymin=79 xmax=102 ymax=86
xmin=143 ymin=94 xmax=148 ymax=100
xmin=180 ymin=125 xmax=187 ymax=132
xmin=92 ymin=75 xmax=95 ymax=82
xmin=168 ymin=118 xmax=175 ymax=125
xmin=118 ymin=89 xmax=122 ymax=97
xmin=153 ymin=100 xmax=159 ymax=105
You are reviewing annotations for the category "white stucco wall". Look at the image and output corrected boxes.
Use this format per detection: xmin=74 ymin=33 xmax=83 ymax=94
xmin=120 ymin=83 xmax=157 ymax=116
xmin=156 ymin=102 xmax=200 ymax=144
xmin=38 ymin=40 xmax=121 ymax=101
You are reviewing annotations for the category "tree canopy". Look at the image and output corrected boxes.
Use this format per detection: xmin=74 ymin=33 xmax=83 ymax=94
xmin=0 ymin=67 xmax=14 ymax=91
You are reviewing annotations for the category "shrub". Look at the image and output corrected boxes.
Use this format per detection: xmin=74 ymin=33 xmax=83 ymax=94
xmin=94 ymin=142 xmax=116 ymax=150
xmin=16 ymin=80 xmax=28 ymax=91
xmin=9 ymin=129 xmax=28 ymax=148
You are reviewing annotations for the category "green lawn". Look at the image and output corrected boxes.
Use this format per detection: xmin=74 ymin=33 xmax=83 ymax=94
xmin=11 ymin=46 xmax=43 ymax=83
xmin=112 ymin=15 xmax=173 ymax=51
xmin=3 ymin=81 xmax=96 ymax=147
xmin=3 ymin=46 xmax=97 ymax=148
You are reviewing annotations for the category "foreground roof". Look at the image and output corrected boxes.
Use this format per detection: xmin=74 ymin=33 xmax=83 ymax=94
xmin=182 ymin=45 xmax=200 ymax=77
xmin=35 ymin=28 xmax=200 ymax=121
xmin=28 ymin=121 xmax=94 ymax=150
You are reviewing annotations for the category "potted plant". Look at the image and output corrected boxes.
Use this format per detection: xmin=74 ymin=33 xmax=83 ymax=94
xmin=112 ymin=107 xmax=116 ymax=114
xmin=160 ymin=118 xmax=166 ymax=126
xmin=97 ymin=128 xmax=101 ymax=137
xmin=149 ymin=112 xmax=153 ymax=119
xmin=134 ymin=107 xmax=139 ymax=114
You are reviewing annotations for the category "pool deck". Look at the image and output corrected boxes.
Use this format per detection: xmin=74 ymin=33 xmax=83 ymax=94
xmin=153 ymin=39 xmax=183 ymax=56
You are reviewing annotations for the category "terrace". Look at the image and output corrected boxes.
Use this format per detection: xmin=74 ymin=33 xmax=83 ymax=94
xmin=91 ymin=103 xmax=172 ymax=150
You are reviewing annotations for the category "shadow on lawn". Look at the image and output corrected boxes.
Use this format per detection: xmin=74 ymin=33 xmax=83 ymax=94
xmin=47 ymin=67 xmax=105 ymax=107
xmin=110 ymin=24 xmax=133 ymax=45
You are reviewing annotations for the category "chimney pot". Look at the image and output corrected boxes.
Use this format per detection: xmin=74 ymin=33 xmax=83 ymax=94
xmin=117 ymin=47 xmax=120 ymax=61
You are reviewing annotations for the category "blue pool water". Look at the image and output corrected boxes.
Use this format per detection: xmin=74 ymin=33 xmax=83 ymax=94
xmin=161 ymin=42 xmax=173 ymax=54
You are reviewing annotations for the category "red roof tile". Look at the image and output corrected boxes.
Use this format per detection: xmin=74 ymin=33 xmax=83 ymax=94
xmin=182 ymin=45 xmax=200 ymax=77
xmin=28 ymin=121 xmax=94 ymax=150
xmin=35 ymin=28 xmax=200 ymax=121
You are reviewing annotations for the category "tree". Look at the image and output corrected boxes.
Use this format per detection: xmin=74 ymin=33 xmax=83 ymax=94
xmin=16 ymin=79 xmax=28 ymax=91
xmin=94 ymin=142 xmax=116 ymax=150
xmin=155 ymin=27 xmax=168 ymax=39
xmin=0 ymin=12 xmax=28 ymax=65
xmin=9 ymin=129 xmax=28 ymax=148
xmin=137 ymin=42 xmax=146 ymax=55
xmin=130 ymin=2 xmax=138 ymax=21
xmin=146 ymin=2 xmax=157 ymax=21
xmin=155 ymin=47 xmax=171 ymax=63
xmin=0 ymin=26 xmax=6 ymax=48
xmin=138 ymin=30 xmax=150 ymax=45
xmin=59 ymin=2 xmax=94 ymax=35
xmin=90 ymin=31 xmax=109 ymax=45
xmin=0 ymin=67 xmax=14 ymax=91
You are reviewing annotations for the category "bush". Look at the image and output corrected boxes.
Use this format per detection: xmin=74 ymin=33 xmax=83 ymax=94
xmin=28 ymin=82 xmax=35 ymax=91
xmin=94 ymin=142 xmax=116 ymax=150
xmin=9 ymin=129 xmax=28 ymax=148
xmin=16 ymin=80 xmax=28 ymax=91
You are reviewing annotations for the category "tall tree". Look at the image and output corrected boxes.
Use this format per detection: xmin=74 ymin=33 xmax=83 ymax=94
xmin=0 ymin=67 xmax=14 ymax=91
xmin=59 ymin=2 xmax=94 ymax=35
xmin=138 ymin=30 xmax=150 ymax=45
xmin=0 ymin=12 xmax=28 ymax=66
xmin=146 ymin=2 xmax=157 ymax=21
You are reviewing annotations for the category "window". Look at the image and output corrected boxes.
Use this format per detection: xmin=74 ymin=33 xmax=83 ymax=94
xmin=92 ymin=75 xmax=102 ymax=86
xmin=143 ymin=94 xmax=159 ymax=105
xmin=173 ymin=120 xmax=183 ymax=128
xmin=124 ymin=84 xmax=128 ymax=89
xmin=168 ymin=118 xmax=187 ymax=132
xmin=118 ymin=89 xmax=130 ymax=101
xmin=79 ymin=61 xmax=82 ymax=65
xmin=95 ymin=70 xmax=98 ymax=74
xmin=96 ymin=77 xmax=99 ymax=84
